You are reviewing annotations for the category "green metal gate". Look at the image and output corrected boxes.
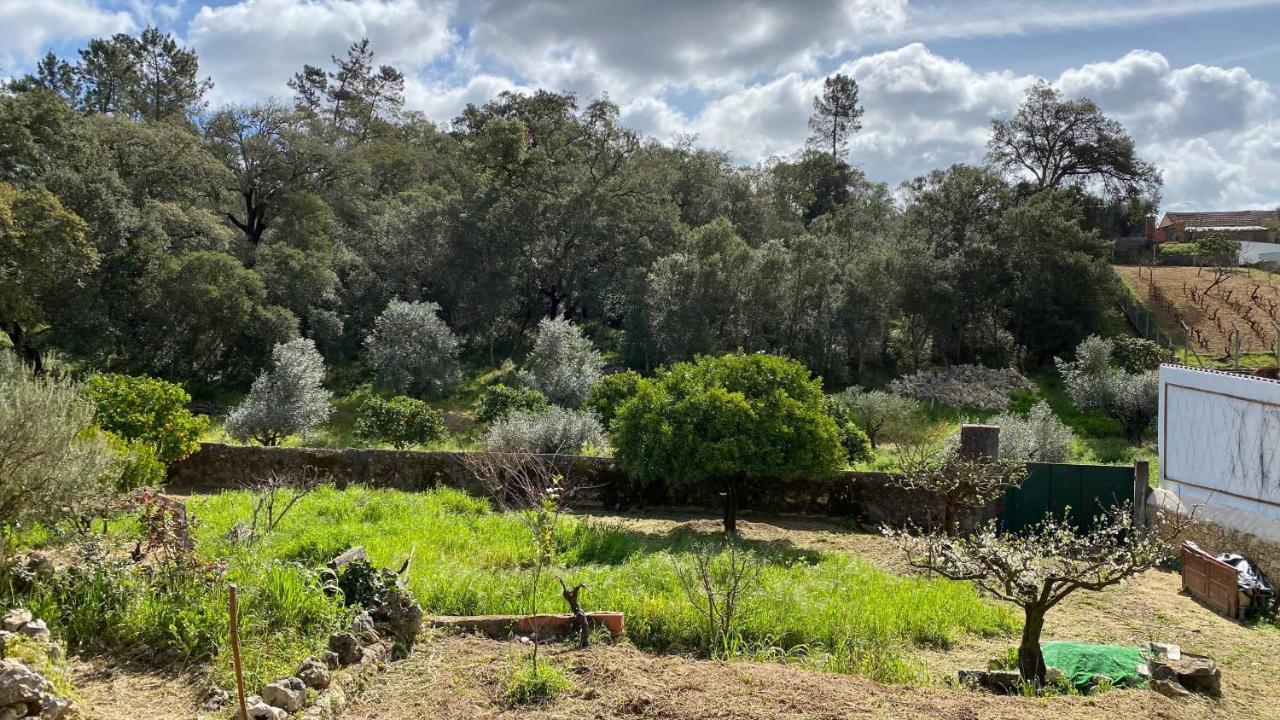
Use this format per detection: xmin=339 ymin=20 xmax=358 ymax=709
xmin=998 ymin=463 xmax=1135 ymax=533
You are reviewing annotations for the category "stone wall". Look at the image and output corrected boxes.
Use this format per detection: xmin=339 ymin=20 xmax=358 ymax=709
xmin=1149 ymin=487 xmax=1280 ymax=580
xmin=166 ymin=443 xmax=942 ymax=527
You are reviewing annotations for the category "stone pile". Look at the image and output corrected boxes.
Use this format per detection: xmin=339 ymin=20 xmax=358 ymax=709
xmin=891 ymin=365 xmax=1032 ymax=411
xmin=0 ymin=609 xmax=72 ymax=719
xmin=1145 ymin=642 xmax=1221 ymax=699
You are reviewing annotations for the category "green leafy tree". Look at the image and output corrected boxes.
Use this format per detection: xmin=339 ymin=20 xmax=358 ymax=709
xmin=807 ymin=73 xmax=863 ymax=159
xmin=832 ymin=388 xmax=919 ymax=449
xmin=476 ymin=384 xmax=550 ymax=425
xmin=354 ymin=395 xmax=445 ymax=450
xmin=613 ymin=353 xmax=844 ymax=534
xmin=988 ymin=81 xmax=1161 ymax=198
xmin=0 ymin=182 xmax=97 ymax=373
xmin=84 ymin=374 xmax=208 ymax=463
xmin=586 ymin=370 xmax=642 ymax=429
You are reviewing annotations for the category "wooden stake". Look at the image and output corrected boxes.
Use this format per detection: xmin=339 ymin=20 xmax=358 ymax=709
xmin=230 ymin=584 xmax=248 ymax=720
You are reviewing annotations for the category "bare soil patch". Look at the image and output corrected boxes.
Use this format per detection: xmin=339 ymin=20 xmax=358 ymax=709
xmin=1115 ymin=265 xmax=1280 ymax=355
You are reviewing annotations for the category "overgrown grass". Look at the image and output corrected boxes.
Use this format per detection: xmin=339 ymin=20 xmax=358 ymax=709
xmin=191 ymin=486 xmax=1017 ymax=683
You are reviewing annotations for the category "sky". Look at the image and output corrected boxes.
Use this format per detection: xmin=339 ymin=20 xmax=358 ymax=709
xmin=2 ymin=0 xmax=1279 ymax=212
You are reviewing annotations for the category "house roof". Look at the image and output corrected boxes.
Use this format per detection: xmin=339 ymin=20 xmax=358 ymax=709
xmin=1158 ymin=210 xmax=1280 ymax=229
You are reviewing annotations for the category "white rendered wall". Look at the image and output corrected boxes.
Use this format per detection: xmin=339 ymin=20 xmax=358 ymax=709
xmin=1158 ymin=365 xmax=1280 ymax=542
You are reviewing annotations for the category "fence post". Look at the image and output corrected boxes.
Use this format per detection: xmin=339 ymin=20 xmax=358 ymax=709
xmin=1133 ymin=460 xmax=1150 ymax=528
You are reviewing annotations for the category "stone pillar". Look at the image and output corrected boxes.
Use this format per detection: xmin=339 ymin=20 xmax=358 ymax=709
xmin=1134 ymin=459 xmax=1151 ymax=528
xmin=958 ymin=424 xmax=1000 ymax=461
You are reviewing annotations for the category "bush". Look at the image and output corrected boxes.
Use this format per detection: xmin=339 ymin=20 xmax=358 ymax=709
xmin=505 ymin=658 xmax=571 ymax=704
xmin=354 ymin=395 xmax=445 ymax=449
xmin=836 ymin=421 xmax=873 ymax=465
xmin=586 ymin=370 xmax=642 ymax=429
xmin=0 ymin=354 xmax=121 ymax=532
xmin=226 ymin=339 xmax=333 ymax=446
xmin=517 ymin=317 xmax=604 ymax=407
xmin=613 ymin=352 xmax=844 ymax=533
xmin=481 ymin=407 xmax=605 ymax=454
xmin=475 ymin=384 xmax=550 ymax=425
xmin=1109 ymin=336 xmax=1167 ymax=374
xmin=832 ymin=388 xmax=920 ymax=449
xmin=107 ymin=434 xmax=167 ymax=490
xmin=988 ymin=402 xmax=1075 ymax=463
xmin=1056 ymin=336 xmax=1158 ymax=441
xmin=84 ymin=373 xmax=207 ymax=463
xmin=365 ymin=299 xmax=461 ymax=398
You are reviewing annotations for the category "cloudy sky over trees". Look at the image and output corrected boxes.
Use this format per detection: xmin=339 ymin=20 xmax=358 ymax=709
xmin=4 ymin=0 xmax=1278 ymax=210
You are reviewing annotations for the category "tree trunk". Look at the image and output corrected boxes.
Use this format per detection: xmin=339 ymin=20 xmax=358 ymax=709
xmin=722 ymin=478 xmax=741 ymax=535
xmin=0 ymin=321 xmax=44 ymax=375
xmin=1017 ymin=606 xmax=1047 ymax=686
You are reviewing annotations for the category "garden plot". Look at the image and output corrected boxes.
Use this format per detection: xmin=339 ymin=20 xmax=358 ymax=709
xmin=1115 ymin=265 xmax=1280 ymax=356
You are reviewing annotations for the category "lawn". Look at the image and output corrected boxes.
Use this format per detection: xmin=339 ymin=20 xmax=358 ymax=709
xmin=190 ymin=485 xmax=1018 ymax=683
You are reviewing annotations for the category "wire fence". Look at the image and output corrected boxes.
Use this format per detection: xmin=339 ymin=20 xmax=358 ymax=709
xmin=1117 ymin=282 xmax=1179 ymax=350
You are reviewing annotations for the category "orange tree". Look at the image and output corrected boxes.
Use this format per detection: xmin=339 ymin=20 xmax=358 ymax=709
xmin=612 ymin=352 xmax=843 ymax=534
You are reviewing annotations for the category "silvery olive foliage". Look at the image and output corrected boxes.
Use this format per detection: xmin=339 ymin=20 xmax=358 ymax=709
xmin=1056 ymin=336 xmax=1158 ymax=440
xmin=831 ymin=387 xmax=920 ymax=448
xmin=365 ymin=300 xmax=461 ymax=399
xmin=0 ymin=353 xmax=121 ymax=530
xmin=226 ymin=339 xmax=333 ymax=446
xmin=888 ymin=503 xmax=1190 ymax=685
xmin=481 ymin=406 xmax=606 ymax=455
xmin=889 ymin=365 xmax=1031 ymax=411
xmin=988 ymin=401 xmax=1075 ymax=463
xmin=516 ymin=317 xmax=604 ymax=407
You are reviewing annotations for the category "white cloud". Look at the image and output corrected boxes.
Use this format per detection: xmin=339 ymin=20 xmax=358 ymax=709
xmin=187 ymin=0 xmax=458 ymax=106
xmin=0 ymin=0 xmax=133 ymax=73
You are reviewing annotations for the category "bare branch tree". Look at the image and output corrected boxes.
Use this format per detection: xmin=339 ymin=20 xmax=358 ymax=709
xmin=241 ymin=466 xmax=326 ymax=544
xmin=893 ymin=445 xmax=1026 ymax=535
xmin=671 ymin=540 xmax=762 ymax=658
xmin=886 ymin=502 xmax=1194 ymax=686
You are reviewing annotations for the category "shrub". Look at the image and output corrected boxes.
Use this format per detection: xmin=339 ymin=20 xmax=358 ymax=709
xmin=613 ymin=352 xmax=844 ymax=533
xmin=84 ymin=373 xmax=207 ymax=463
xmin=1056 ymin=336 xmax=1158 ymax=441
xmin=505 ymin=658 xmax=571 ymax=705
xmin=226 ymin=339 xmax=333 ymax=446
xmin=836 ymin=421 xmax=873 ymax=465
xmin=1109 ymin=336 xmax=1167 ymax=374
xmin=354 ymin=395 xmax=445 ymax=449
xmin=365 ymin=299 xmax=461 ymax=398
xmin=586 ymin=370 xmax=642 ymax=428
xmin=890 ymin=365 xmax=1032 ymax=411
xmin=481 ymin=407 xmax=605 ymax=454
xmin=516 ymin=317 xmax=604 ymax=407
xmin=0 ymin=354 xmax=121 ymax=534
xmin=987 ymin=402 xmax=1075 ymax=463
xmin=475 ymin=384 xmax=550 ymax=425
xmin=107 ymin=434 xmax=167 ymax=490
xmin=832 ymin=388 xmax=920 ymax=449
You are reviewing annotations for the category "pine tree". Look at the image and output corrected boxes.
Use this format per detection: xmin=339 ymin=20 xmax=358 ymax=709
xmin=807 ymin=73 xmax=863 ymax=159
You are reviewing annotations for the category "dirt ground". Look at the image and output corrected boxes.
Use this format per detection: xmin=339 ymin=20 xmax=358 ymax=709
xmin=1115 ymin=265 xmax=1280 ymax=355
xmin=72 ymin=509 xmax=1280 ymax=720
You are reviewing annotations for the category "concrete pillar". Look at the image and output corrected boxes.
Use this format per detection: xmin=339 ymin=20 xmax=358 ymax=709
xmin=958 ymin=424 xmax=1000 ymax=461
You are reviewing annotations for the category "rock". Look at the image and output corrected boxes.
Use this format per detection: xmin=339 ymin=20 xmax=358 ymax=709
xmin=350 ymin=611 xmax=377 ymax=642
xmin=321 ymin=651 xmax=340 ymax=671
xmin=1147 ymin=642 xmax=1181 ymax=661
xmin=1045 ymin=666 xmax=1064 ymax=684
xmin=1 ymin=612 xmax=31 ymax=634
xmin=245 ymin=699 xmax=288 ymax=720
xmin=0 ymin=660 xmax=70 ymax=718
xmin=328 ymin=633 xmax=363 ymax=667
xmin=296 ymin=657 xmax=331 ymax=690
xmin=1152 ymin=678 xmax=1192 ymax=698
xmin=328 ymin=546 xmax=368 ymax=570
xmin=16 ymin=620 xmax=48 ymax=642
xmin=199 ymin=684 xmax=229 ymax=710
xmin=24 ymin=554 xmax=53 ymax=581
xmin=957 ymin=669 xmax=1021 ymax=693
xmin=261 ymin=677 xmax=305 ymax=712
xmin=372 ymin=588 xmax=424 ymax=657
xmin=0 ymin=705 xmax=21 ymax=720
xmin=1150 ymin=652 xmax=1221 ymax=695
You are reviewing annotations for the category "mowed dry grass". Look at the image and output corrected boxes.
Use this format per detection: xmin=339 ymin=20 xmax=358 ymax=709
xmin=73 ymin=509 xmax=1280 ymax=720
xmin=1115 ymin=265 xmax=1280 ymax=355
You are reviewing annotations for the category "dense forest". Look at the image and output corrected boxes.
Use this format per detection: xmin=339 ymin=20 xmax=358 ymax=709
xmin=0 ymin=29 xmax=1161 ymax=392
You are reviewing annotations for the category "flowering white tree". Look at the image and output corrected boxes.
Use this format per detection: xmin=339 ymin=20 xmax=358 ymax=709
xmin=517 ymin=317 xmax=603 ymax=407
xmin=365 ymin=299 xmax=461 ymax=398
xmin=226 ymin=339 xmax=332 ymax=446
xmin=888 ymin=504 xmax=1191 ymax=686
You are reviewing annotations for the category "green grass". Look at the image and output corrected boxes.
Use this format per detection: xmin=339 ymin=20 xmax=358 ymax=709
xmin=190 ymin=486 xmax=1018 ymax=683
xmin=504 ymin=657 xmax=572 ymax=704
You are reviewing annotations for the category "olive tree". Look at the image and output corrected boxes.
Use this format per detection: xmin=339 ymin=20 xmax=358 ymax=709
xmin=832 ymin=388 xmax=919 ymax=449
xmin=1057 ymin=336 xmax=1158 ymax=441
xmin=0 ymin=354 xmax=120 ymax=540
xmin=365 ymin=299 xmax=461 ymax=399
xmin=226 ymin=338 xmax=332 ymax=446
xmin=889 ymin=504 xmax=1191 ymax=686
xmin=987 ymin=402 xmax=1075 ymax=463
xmin=517 ymin=317 xmax=603 ymax=408
xmin=613 ymin=352 xmax=844 ymax=534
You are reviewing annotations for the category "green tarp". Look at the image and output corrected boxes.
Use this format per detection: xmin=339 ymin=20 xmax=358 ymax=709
xmin=1042 ymin=641 xmax=1147 ymax=691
